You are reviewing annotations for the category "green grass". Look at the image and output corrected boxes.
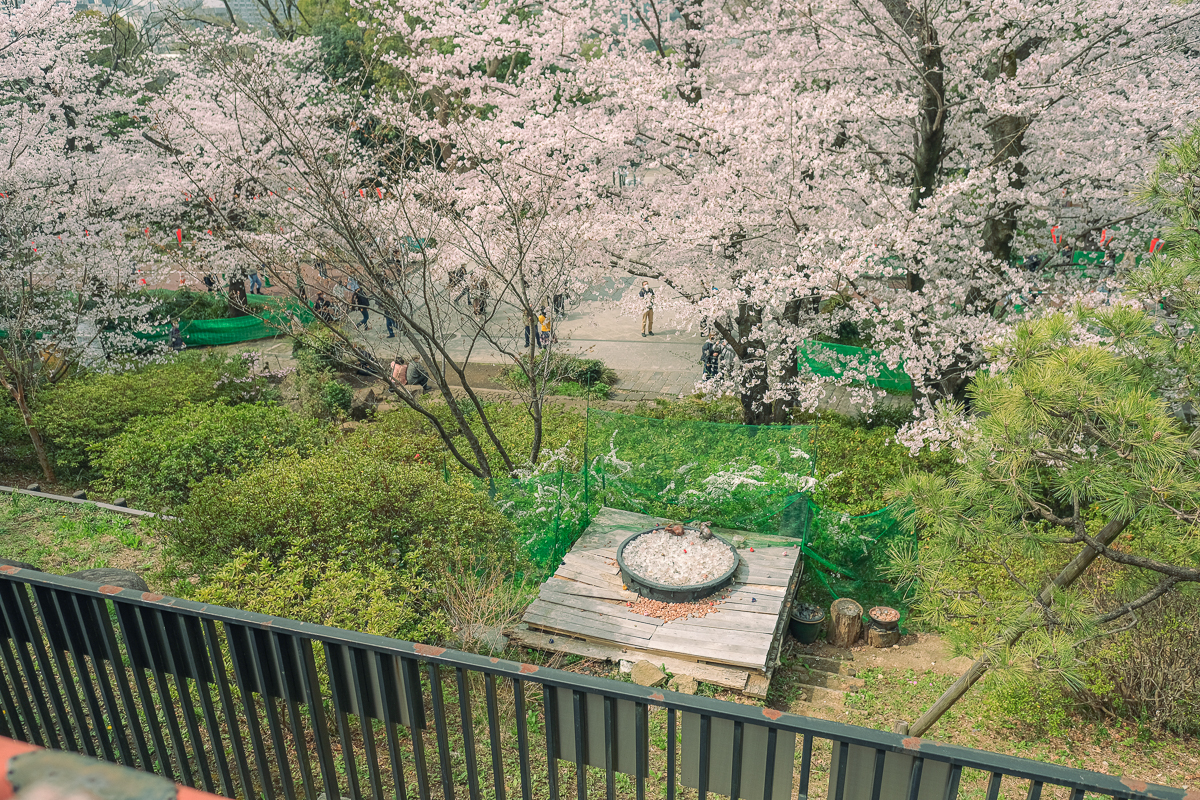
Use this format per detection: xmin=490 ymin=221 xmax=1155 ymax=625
xmin=0 ymin=493 xmax=160 ymax=576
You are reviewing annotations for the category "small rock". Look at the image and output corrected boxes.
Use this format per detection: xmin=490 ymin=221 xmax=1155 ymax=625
xmin=460 ymin=624 xmax=508 ymax=655
xmin=112 ymin=498 xmax=128 ymax=508
xmin=730 ymin=535 xmax=747 ymax=548
xmin=668 ymin=675 xmax=698 ymax=695
xmin=72 ymin=490 xmax=87 ymax=500
xmin=65 ymin=568 xmax=149 ymax=592
xmin=630 ymin=660 xmax=667 ymax=688
xmin=26 ymin=483 xmax=40 ymax=492
xmin=619 ymin=660 xmax=634 ymax=675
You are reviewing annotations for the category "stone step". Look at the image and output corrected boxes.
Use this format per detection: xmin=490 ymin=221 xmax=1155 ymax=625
xmin=794 ymin=668 xmax=864 ymax=692
xmin=797 ymin=654 xmax=857 ymax=677
xmin=800 ymin=683 xmax=847 ymax=706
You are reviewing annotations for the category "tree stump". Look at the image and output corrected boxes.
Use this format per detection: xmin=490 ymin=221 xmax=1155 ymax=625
xmin=867 ymin=627 xmax=900 ymax=648
xmin=829 ymin=598 xmax=863 ymax=647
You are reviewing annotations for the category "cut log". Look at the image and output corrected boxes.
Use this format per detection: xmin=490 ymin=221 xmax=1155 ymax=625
xmin=829 ymin=598 xmax=863 ymax=648
xmin=867 ymin=627 xmax=900 ymax=648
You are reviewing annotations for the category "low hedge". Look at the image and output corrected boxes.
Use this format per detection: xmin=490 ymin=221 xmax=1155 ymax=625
xmin=91 ymin=402 xmax=326 ymax=509
xmin=166 ymin=448 xmax=519 ymax=576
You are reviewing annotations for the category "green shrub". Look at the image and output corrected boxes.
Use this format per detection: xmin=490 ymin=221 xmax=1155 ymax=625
xmin=1076 ymin=587 xmax=1200 ymax=736
xmin=35 ymin=361 xmax=222 ymax=473
xmin=321 ymin=379 xmax=353 ymax=416
xmin=91 ymin=402 xmax=326 ymax=508
xmin=0 ymin=397 xmax=36 ymax=468
xmin=500 ymin=353 xmax=618 ymax=391
xmin=146 ymin=289 xmax=229 ymax=322
xmin=811 ymin=414 xmax=954 ymax=515
xmin=979 ymin=673 xmax=1075 ymax=741
xmin=193 ymin=548 xmax=451 ymax=644
xmin=34 ymin=353 xmax=283 ymax=474
xmin=632 ymin=395 xmax=744 ymax=423
xmin=167 ymin=449 xmax=519 ymax=575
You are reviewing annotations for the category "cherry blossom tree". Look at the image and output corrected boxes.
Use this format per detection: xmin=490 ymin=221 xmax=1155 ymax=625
xmin=520 ymin=0 xmax=1200 ymax=421
xmin=1 ymin=0 xmax=181 ymax=481
xmin=148 ymin=26 xmax=598 ymax=479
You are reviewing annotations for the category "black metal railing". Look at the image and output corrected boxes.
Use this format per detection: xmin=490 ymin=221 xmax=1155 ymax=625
xmin=0 ymin=566 xmax=1189 ymax=800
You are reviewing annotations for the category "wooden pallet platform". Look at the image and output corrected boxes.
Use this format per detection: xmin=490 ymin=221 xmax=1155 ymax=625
xmin=519 ymin=507 xmax=804 ymax=688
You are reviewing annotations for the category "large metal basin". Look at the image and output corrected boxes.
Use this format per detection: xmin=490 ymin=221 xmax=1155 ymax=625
xmin=616 ymin=527 xmax=740 ymax=603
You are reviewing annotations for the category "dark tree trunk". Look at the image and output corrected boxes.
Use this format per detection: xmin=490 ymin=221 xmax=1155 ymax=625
xmin=981 ymin=39 xmax=1043 ymax=265
xmin=674 ymin=0 xmax=703 ymax=105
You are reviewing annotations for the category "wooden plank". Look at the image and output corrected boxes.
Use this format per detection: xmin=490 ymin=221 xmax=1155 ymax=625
xmin=535 ymin=590 xmax=664 ymax=627
xmin=543 ymin=578 xmax=636 ymax=601
xmin=511 ymin=625 xmax=753 ymax=691
xmin=657 ymin=609 xmax=777 ymax=634
xmin=561 ymin=552 xmax=619 ymax=574
xmin=646 ymin=628 xmax=771 ymax=661
xmin=524 ymin=616 xmax=655 ymax=650
xmin=650 ymin=622 xmax=774 ymax=649
xmin=552 ymin=565 xmax=626 ymax=590
xmin=744 ymin=673 xmax=771 ymax=699
xmin=523 ymin=611 xmax=657 ymax=646
xmin=640 ymin=636 xmax=768 ymax=669
xmin=725 ymin=586 xmax=787 ymax=602
xmin=524 ymin=600 xmax=659 ymax=638
xmin=734 ymin=568 xmax=791 ymax=587
xmin=719 ymin=599 xmax=783 ymax=616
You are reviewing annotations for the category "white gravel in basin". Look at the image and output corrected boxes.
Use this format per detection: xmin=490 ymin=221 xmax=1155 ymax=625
xmin=622 ymin=531 xmax=736 ymax=586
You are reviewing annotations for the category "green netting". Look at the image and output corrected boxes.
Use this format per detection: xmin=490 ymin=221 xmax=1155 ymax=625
xmin=802 ymin=501 xmax=913 ymax=615
xmin=501 ymin=410 xmax=913 ymax=618
xmin=584 ymin=409 xmax=817 ymax=532
xmin=133 ymin=295 xmax=314 ymax=347
xmin=797 ymin=340 xmax=912 ymax=393
xmin=496 ymin=411 xmax=818 ymax=571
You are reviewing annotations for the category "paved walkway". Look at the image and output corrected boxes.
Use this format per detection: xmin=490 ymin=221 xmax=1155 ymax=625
xmin=222 ymin=276 xmax=908 ymax=416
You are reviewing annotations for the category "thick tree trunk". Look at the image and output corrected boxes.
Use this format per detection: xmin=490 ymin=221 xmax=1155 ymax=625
xmin=674 ymin=0 xmax=703 ymax=105
xmin=908 ymin=516 xmax=1130 ymax=736
xmin=981 ymin=44 xmax=1039 ymax=265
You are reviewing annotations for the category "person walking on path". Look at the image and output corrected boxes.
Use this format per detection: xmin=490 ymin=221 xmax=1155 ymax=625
xmin=524 ymin=307 xmax=539 ymax=349
xmin=718 ymin=340 xmax=735 ymax=378
xmin=385 ymin=311 xmax=396 ymax=337
xmin=449 ymin=266 xmax=467 ymax=299
xmin=454 ymin=272 xmax=472 ymax=305
xmin=538 ymin=309 xmax=552 ymax=348
xmin=480 ymin=276 xmax=490 ymax=314
xmin=638 ymin=281 xmax=655 ymax=336
xmin=169 ymin=320 xmax=185 ymax=352
xmin=354 ymin=288 xmax=370 ymax=329
xmin=248 ymin=268 xmax=264 ymax=294
xmin=701 ymin=334 xmax=717 ymax=378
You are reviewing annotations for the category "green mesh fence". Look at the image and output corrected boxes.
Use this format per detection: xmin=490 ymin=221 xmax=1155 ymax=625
xmin=502 ymin=410 xmax=914 ymax=615
xmin=797 ymin=340 xmax=912 ymax=393
xmin=802 ymin=501 xmax=912 ymax=614
xmin=585 ymin=409 xmax=818 ymax=533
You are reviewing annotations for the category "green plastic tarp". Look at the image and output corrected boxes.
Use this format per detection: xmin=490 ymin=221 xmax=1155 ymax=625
xmin=798 ymin=340 xmax=912 ymax=393
xmin=134 ymin=295 xmax=315 ymax=347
